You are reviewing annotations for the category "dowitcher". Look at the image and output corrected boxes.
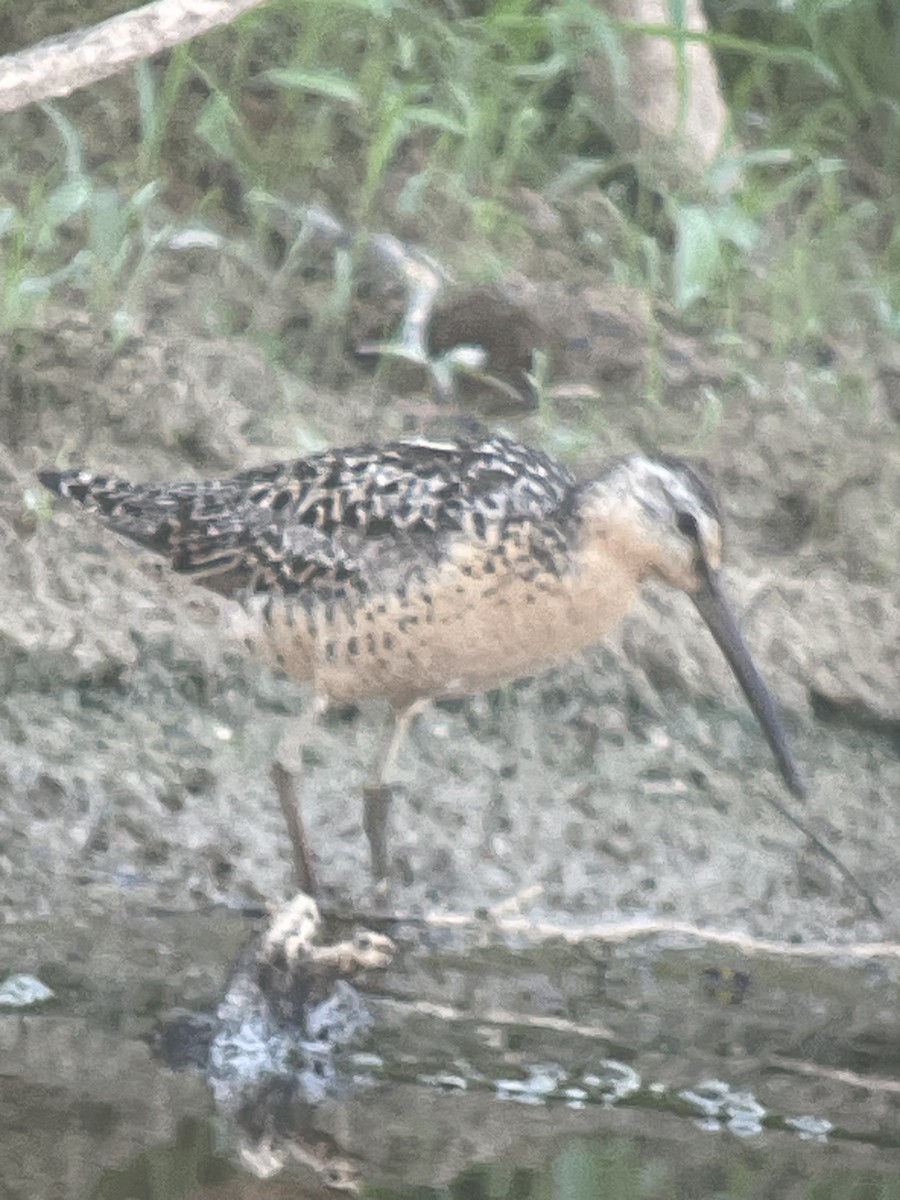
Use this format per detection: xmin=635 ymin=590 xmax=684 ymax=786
xmin=39 ymin=433 xmax=806 ymax=893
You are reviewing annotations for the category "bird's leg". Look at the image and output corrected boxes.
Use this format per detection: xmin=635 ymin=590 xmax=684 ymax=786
xmin=271 ymin=760 xmax=318 ymax=898
xmin=363 ymin=699 xmax=428 ymax=887
xmin=271 ymin=698 xmax=327 ymax=897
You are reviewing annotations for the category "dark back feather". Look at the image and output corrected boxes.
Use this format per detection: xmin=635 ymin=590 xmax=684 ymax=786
xmin=39 ymin=435 xmax=580 ymax=600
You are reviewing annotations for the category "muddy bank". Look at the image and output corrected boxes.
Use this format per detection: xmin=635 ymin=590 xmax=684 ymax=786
xmin=0 ymin=279 xmax=897 ymax=942
xmin=0 ymin=56 xmax=896 ymax=938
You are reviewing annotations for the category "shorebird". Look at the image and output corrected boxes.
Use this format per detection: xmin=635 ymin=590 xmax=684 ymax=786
xmin=39 ymin=433 xmax=807 ymax=895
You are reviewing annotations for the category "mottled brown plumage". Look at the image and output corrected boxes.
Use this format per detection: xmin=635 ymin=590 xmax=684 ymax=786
xmin=39 ymin=436 xmax=717 ymax=703
xmin=39 ymin=432 xmax=805 ymax=887
xmin=39 ymin=434 xmax=577 ymax=598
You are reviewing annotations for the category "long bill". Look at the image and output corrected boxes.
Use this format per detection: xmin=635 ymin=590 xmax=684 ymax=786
xmin=691 ymin=571 xmax=807 ymax=800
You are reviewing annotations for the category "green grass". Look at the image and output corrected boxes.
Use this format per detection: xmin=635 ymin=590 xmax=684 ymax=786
xmin=1 ymin=0 xmax=898 ymax=386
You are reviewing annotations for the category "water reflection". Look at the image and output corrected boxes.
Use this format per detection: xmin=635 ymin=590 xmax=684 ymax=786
xmin=1 ymin=905 xmax=899 ymax=1198
xmin=155 ymin=894 xmax=393 ymax=1190
xmin=83 ymin=1115 xmax=900 ymax=1200
xmin=441 ymin=1137 xmax=900 ymax=1200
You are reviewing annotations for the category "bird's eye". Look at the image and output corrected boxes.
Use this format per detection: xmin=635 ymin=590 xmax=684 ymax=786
xmin=676 ymin=511 xmax=699 ymax=540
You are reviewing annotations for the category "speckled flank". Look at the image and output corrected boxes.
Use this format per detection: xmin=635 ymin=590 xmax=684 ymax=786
xmin=235 ymin=524 xmax=643 ymax=708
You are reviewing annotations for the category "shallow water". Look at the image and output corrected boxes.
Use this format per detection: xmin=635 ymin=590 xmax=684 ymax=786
xmin=2 ymin=905 xmax=899 ymax=1199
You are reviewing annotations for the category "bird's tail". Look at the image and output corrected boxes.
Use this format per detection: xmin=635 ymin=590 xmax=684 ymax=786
xmin=38 ymin=467 xmax=127 ymax=507
xmin=37 ymin=466 xmax=192 ymax=556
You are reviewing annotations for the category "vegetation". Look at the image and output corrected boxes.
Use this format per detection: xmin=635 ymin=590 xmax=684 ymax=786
xmin=1 ymin=0 xmax=898 ymax=365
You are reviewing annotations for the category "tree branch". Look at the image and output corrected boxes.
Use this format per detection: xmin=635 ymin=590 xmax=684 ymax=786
xmin=0 ymin=0 xmax=267 ymax=115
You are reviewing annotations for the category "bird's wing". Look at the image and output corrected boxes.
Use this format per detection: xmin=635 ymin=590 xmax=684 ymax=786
xmin=227 ymin=434 xmax=577 ymax=536
xmin=38 ymin=434 xmax=579 ymax=600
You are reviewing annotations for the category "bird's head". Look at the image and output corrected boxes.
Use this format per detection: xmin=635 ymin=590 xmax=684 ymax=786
xmin=590 ymin=454 xmax=724 ymax=592
xmin=583 ymin=454 xmax=805 ymax=800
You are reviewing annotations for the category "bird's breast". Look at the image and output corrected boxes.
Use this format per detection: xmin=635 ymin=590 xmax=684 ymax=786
xmin=228 ymin=532 xmax=641 ymax=708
